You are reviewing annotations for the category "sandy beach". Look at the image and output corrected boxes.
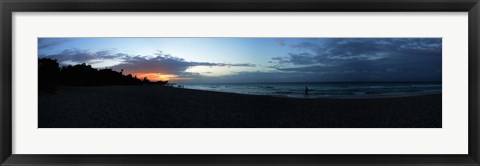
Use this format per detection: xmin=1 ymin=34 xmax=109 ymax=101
xmin=39 ymin=86 xmax=442 ymax=128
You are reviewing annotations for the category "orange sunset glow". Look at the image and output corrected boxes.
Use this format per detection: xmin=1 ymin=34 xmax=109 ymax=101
xmin=132 ymin=72 xmax=186 ymax=81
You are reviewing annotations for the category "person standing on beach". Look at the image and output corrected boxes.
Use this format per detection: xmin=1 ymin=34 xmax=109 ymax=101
xmin=305 ymin=86 xmax=309 ymax=98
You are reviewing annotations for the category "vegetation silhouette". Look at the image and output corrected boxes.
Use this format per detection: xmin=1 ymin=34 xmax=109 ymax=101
xmin=39 ymin=58 xmax=167 ymax=91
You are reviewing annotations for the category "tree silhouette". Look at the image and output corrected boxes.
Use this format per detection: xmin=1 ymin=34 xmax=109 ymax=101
xmin=38 ymin=58 xmax=168 ymax=91
xmin=39 ymin=58 xmax=60 ymax=91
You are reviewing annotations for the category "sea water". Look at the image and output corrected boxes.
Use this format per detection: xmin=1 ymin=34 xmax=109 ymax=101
xmin=181 ymin=82 xmax=441 ymax=98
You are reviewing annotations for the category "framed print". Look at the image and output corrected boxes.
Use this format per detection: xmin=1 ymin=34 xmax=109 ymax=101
xmin=37 ymin=37 xmax=443 ymax=128
xmin=1 ymin=0 xmax=479 ymax=165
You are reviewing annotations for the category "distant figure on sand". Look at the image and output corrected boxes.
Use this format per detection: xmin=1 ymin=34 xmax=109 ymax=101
xmin=305 ymin=86 xmax=309 ymax=98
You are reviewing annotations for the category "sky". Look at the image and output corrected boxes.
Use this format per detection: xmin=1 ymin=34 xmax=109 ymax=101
xmin=38 ymin=38 xmax=442 ymax=83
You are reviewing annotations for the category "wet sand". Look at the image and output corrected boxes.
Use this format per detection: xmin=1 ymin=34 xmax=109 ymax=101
xmin=39 ymin=86 xmax=442 ymax=128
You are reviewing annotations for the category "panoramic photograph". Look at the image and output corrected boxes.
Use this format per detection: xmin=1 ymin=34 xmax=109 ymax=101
xmin=38 ymin=38 xmax=442 ymax=128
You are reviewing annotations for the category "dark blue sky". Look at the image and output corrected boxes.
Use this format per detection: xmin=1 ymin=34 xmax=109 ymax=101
xmin=38 ymin=38 xmax=442 ymax=83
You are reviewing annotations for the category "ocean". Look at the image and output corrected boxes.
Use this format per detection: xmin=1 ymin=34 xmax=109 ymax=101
xmin=180 ymin=82 xmax=442 ymax=98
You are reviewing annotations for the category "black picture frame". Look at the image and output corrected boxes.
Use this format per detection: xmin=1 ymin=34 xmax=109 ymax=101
xmin=1 ymin=0 xmax=479 ymax=165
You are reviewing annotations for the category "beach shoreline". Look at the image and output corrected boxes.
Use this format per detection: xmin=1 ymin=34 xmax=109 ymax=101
xmin=39 ymin=85 xmax=442 ymax=128
xmin=179 ymin=82 xmax=441 ymax=99
xmin=178 ymin=85 xmax=441 ymax=99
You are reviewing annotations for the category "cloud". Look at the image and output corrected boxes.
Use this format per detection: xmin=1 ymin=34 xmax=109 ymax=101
xmin=112 ymin=53 xmax=254 ymax=75
xmin=39 ymin=49 xmax=255 ymax=77
xmin=280 ymin=38 xmax=441 ymax=65
xmin=269 ymin=38 xmax=442 ymax=82
xmin=41 ymin=49 xmax=125 ymax=64
xmin=38 ymin=38 xmax=69 ymax=50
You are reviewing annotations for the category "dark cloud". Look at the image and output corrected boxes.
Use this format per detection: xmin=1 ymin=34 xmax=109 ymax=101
xmin=38 ymin=38 xmax=69 ymax=50
xmin=112 ymin=53 xmax=254 ymax=75
xmin=41 ymin=49 xmax=124 ymax=64
xmin=39 ymin=49 xmax=255 ymax=75
xmin=270 ymin=38 xmax=442 ymax=82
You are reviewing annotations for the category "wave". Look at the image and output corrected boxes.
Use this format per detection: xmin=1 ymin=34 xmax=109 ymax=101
xmin=182 ymin=83 xmax=442 ymax=98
